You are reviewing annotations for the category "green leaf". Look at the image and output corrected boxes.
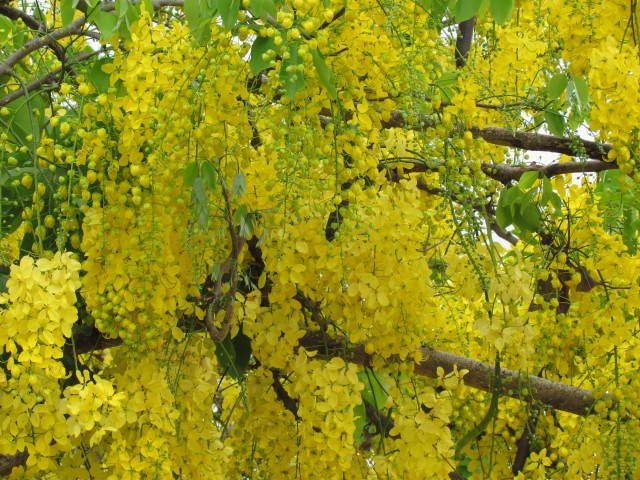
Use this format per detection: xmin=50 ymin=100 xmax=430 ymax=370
xmin=435 ymin=70 xmax=459 ymax=88
xmin=225 ymin=331 xmax=252 ymax=380
xmin=60 ymin=0 xmax=79 ymax=26
xmin=201 ymin=161 xmax=217 ymax=190
xmin=311 ymin=50 xmax=337 ymax=100
xmin=533 ymin=113 xmax=545 ymax=130
xmin=116 ymin=0 xmax=129 ymax=23
xmin=191 ymin=176 xmax=209 ymax=231
xmin=233 ymin=204 xmax=248 ymax=225
xmin=280 ymin=42 xmax=305 ymax=100
xmin=544 ymin=110 xmax=565 ymax=137
xmin=184 ymin=0 xmax=213 ymax=45
xmin=359 ymin=369 xmax=388 ymax=411
xmin=214 ymin=335 xmax=237 ymax=376
xmin=232 ymin=204 xmax=254 ymax=238
xmin=427 ymin=0 xmax=448 ymax=28
xmin=250 ymin=0 xmax=277 ymax=20
xmin=548 ymin=73 xmax=568 ymax=100
xmin=595 ymin=169 xmax=621 ymax=194
xmin=218 ymin=0 xmax=241 ymax=31
xmin=623 ymin=215 xmax=640 ymax=255
xmin=478 ymin=0 xmax=491 ymax=16
xmin=453 ymin=0 xmax=483 ymax=22
xmin=541 ymin=176 xmax=553 ymax=205
xmin=415 ymin=0 xmax=431 ymax=12
xmin=495 ymin=202 xmax=512 ymax=229
xmin=518 ymin=171 xmax=539 ymax=190
xmin=113 ymin=0 xmax=139 ymax=38
xmin=183 ymin=161 xmax=199 ymax=187
xmin=353 ymin=402 xmax=367 ymax=445
xmin=231 ymin=331 xmax=253 ymax=380
xmin=239 ymin=211 xmax=254 ymax=237
xmin=0 ymin=16 xmax=13 ymax=44
xmin=490 ymin=0 xmax=513 ymax=25
xmin=232 ymin=171 xmax=246 ymax=198
xmin=571 ymin=75 xmax=589 ymax=108
xmin=93 ymin=10 xmax=118 ymax=41
xmin=515 ymin=203 xmax=540 ymax=232
xmin=249 ymin=37 xmax=275 ymax=75
xmin=519 ymin=188 xmax=537 ymax=215
xmin=498 ymin=185 xmax=522 ymax=217
xmin=87 ymin=58 xmax=113 ymax=94
xmin=142 ymin=0 xmax=154 ymax=16
xmin=2 ymin=92 xmax=45 ymax=146
xmin=433 ymin=70 xmax=459 ymax=101
xmin=550 ymin=192 xmax=563 ymax=213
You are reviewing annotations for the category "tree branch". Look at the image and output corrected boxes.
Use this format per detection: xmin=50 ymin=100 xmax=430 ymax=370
xmin=270 ymin=369 xmax=301 ymax=421
xmin=0 ymin=16 xmax=87 ymax=78
xmin=0 ymin=5 xmax=70 ymax=67
xmin=0 ymin=451 xmax=27 ymax=478
xmin=0 ymin=50 xmax=101 ymax=107
xmin=382 ymin=157 xmax=619 ymax=184
xmin=65 ymin=325 xmax=610 ymax=418
xmin=376 ymin=111 xmax=612 ymax=161
xmin=478 ymin=159 xmax=617 ymax=184
xmin=298 ymin=330 xmax=613 ymax=417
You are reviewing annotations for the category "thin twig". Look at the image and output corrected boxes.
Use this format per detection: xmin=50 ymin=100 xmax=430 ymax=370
xmin=0 ymin=50 xmax=102 ymax=107
xmin=0 ymin=15 xmax=87 ymax=78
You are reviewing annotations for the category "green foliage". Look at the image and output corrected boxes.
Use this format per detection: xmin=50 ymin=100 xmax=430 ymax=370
xmin=232 ymin=171 xmax=246 ymax=198
xmin=60 ymin=0 xmax=79 ymax=27
xmin=280 ymin=41 xmax=305 ymax=100
xmin=250 ymin=0 xmax=277 ymax=21
xmin=249 ymin=37 xmax=276 ymax=75
xmin=490 ymin=0 xmax=514 ymax=25
xmin=433 ymin=70 xmax=460 ymax=101
xmin=543 ymin=73 xmax=590 ymax=135
xmin=547 ymin=73 xmax=568 ymax=100
xmin=544 ymin=110 xmax=565 ymax=137
xmin=596 ymin=169 xmax=640 ymax=254
xmin=2 ymin=93 xmax=45 ymax=146
xmin=184 ymin=0 xmax=217 ymax=45
xmin=496 ymin=172 xmax=562 ymax=235
xmin=184 ymin=161 xmax=219 ymax=231
xmin=453 ymin=0 xmax=484 ymax=22
xmin=218 ymin=0 xmax=241 ymax=31
xmin=87 ymin=58 xmax=113 ymax=94
xmin=214 ymin=331 xmax=253 ymax=380
xmin=232 ymin=204 xmax=255 ymax=238
xmin=311 ymin=50 xmax=337 ymax=100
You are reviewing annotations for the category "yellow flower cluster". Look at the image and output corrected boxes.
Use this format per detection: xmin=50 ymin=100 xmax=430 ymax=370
xmin=78 ymin=14 xmax=229 ymax=348
xmin=0 ymin=253 xmax=81 ymax=470
xmin=291 ymin=354 xmax=363 ymax=474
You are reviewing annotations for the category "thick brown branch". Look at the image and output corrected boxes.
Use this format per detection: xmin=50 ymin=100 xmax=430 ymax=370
xmin=479 ymin=159 xmax=617 ymax=183
xmin=67 ymin=324 xmax=609 ymax=418
xmin=470 ymin=126 xmax=611 ymax=162
xmin=299 ymin=330 xmax=613 ymax=417
xmin=0 ymin=451 xmax=27 ymax=477
xmin=377 ymin=111 xmax=613 ymax=161
xmin=383 ymin=157 xmax=618 ymax=184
